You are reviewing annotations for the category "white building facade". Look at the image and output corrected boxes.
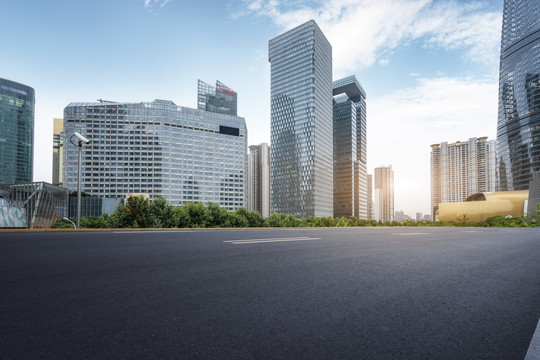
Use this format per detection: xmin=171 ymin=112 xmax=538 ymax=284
xmin=63 ymin=83 xmax=247 ymax=210
xmin=430 ymin=137 xmax=497 ymax=218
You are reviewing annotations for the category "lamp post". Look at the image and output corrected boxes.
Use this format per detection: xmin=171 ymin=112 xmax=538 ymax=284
xmin=63 ymin=217 xmax=76 ymax=229
xmin=70 ymin=132 xmax=91 ymax=229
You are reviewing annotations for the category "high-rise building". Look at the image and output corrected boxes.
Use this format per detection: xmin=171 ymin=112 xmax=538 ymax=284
xmin=367 ymin=174 xmax=374 ymax=220
xmin=269 ymin=20 xmax=333 ymax=217
xmin=430 ymin=137 xmax=497 ymax=218
xmin=394 ymin=210 xmax=404 ymax=223
xmin=374 ymin=166 xmax=394 ymax=222
xmin=496 ymin=0 xmax=540 ymax=191
xmin=63 ymin=82 xmax=247 ymax=210
xmin=0 ymin=78 xmax=35 ymax=184
xmin=247 ymin=143 xmax=271 ymax=217
xmin=52 ymin=118 xmax=64 ymax=186
xmin=197 ymin=79 xmax=237 ymax=116
xmin=333 ymin=75 xmax=367 ymax=218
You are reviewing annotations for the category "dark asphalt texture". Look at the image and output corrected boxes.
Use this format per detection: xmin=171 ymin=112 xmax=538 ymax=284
xmin=1 ymin=228 xmax=539 ymax=359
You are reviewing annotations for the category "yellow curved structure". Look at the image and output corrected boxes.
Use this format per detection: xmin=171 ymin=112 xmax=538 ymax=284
xmin=438 ymin=190 xmax=529 ymax=223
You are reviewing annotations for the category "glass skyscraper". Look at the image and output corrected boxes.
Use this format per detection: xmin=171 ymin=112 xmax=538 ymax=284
xmin=268 ymin=20 xmax=333 ymax=217
xmin=0 ymin=78 xmax=35 ymax=184
xmin=496 ymin=0 xmax=540 ymax=190
xmin=333 ymin=75 xmax=367 ymax=218
xmin=197 ymin=80 xmax=237 ymax=116
xmin=62 ymin=83 xmax=247 ymax=210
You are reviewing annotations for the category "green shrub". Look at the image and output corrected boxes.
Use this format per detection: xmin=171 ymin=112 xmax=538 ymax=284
xmin=265 ymin=212 xmax=287 ymax=227
xmin=50 ymin=218 xmax=77 ymax=229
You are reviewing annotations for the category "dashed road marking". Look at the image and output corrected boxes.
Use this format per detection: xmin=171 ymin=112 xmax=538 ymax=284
xmin=224 ymin=237 xmax=321 ymax=245
xmin=392 ymin=233 xmax=429 ymax=236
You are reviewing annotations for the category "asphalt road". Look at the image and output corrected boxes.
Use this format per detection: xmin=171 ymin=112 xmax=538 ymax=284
xmin=1 ymin=227 xmax=539 ymax=359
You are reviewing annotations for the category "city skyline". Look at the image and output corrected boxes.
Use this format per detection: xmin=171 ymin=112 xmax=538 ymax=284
xmin=3 ymin=0 xmax=504 ymax=215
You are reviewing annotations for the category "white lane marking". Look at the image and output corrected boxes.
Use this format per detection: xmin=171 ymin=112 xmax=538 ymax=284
xmin=525 ymin=318 xmax=540 ymax=360
xmin=224 ymin=237 xmax=321 ymax=245
xmin=461 ymin=230 xmax=482 ymax=233
xmin=392 ymin=233 xmax=429 ymax=236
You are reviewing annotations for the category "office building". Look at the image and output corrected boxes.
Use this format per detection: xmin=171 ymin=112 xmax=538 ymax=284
xmin=394 ymin=210 xmax=404 ymax=223
xmin=374 ymin=166 xmax=394 ymax=222
xmin=496 ymin=0 xmax=540 ymax=191
xmin=52 ymin=118 xmax=64 ymax=186
xmin=63 ymin=81 xmax=247 ymax=210
xmin=269 ymin=20 xmax=333 ymax=217
xmin=430 ymin=137 xmax=496 ymax=218
xmin=333 ymin=75 xmax=368 ymax=218
xmin=197 ymin=79 xmax=237 ymax=116
xmin=247 ymin=143 xmax=271 ymax=217
xmin=0 ymin=78 xmax=35 ymax=184
xmin=67 ymin=197 xmax=121 ymax=219
xmin=527 ymin=172 xmax=540 ymax=216
xmin=367 ymin=174 xmax=375 ymax=220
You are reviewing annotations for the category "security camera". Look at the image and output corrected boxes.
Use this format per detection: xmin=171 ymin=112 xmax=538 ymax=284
xmin=74 ymin=132 xmax=91 ymax=144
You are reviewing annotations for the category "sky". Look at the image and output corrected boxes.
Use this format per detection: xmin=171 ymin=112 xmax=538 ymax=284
xmin=2 ymin=0 xmax=504 ymax=216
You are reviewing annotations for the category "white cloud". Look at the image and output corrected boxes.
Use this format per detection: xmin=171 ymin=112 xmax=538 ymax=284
xmin=237 ymin=0 xmax=502 ymax=72
xmin=145 ymin=0 xmax=171 ymax=8
xmin=368 ymin=76 xmax=498 ymax=214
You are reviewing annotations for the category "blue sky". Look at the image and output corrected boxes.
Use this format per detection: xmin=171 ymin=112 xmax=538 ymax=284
xmin=3 ymin=0 xmax=504 ymax=215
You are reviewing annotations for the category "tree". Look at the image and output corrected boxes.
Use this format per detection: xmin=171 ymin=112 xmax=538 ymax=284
xmin=206 ymin=202 xmax=229 ymax=228
xmin=265 ymin=212 xmax=287 ymax=227
xmin=227 ymin=208 xmax=249 ymax=228
xmin=150 ymin=196 xmax=176 ymax=228
xmin=245 ymin=210 xmax=265 ymax=228
xmin=179 ymin=202 xmax=209 ymax=228
xmin=109 ymin=195 xmax=152 ymax=228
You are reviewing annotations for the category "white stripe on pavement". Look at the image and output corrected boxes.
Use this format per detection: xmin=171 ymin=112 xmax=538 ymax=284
xmin=525 ymin=318 xmax=540 ymax=360
xmin=224 ymin=237 xmax=321 ymax=245
xmin=392 ymin=233 xmax=429 ymax=236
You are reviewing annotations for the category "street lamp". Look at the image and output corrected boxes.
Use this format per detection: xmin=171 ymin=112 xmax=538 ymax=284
xmin=70 ymin=132 xmax=91 ymax=229
xmin=63 ymin=217 xmax=76 ymax=229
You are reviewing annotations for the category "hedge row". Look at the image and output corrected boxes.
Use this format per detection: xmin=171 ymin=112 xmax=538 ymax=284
xmin=51 ymin=197 xmax=540 ymax=229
